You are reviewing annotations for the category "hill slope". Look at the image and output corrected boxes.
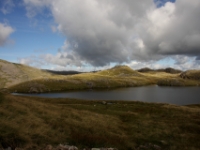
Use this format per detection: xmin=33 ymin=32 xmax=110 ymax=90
xmin=97 ymin=65 xmax=143 ymax=77
xmin=9 ymin=65 xmax=162 ymax=93
xmin=1 ymin=59 xmax=200 ymax=93
xmin=0 ymin=59 xmax=52 ymax=88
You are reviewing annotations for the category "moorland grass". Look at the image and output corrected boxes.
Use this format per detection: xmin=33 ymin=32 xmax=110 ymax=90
xmin=9 ymin=70 xmax=200 ymax=93
xmin=1 ymin=59 xmax=200 ymax=93
xmin=0 ymin=94 xmax=200 ymax=149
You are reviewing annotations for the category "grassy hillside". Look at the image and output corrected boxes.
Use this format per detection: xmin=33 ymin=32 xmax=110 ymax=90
xmin=0 ymin=59 xmax=52 ymax=88
xmin=1 ymin=59 xmax=200 ymax=93
xmin=8 ymin=65 xmax=155 ymax=93
xmin=97 ymin=65 xmax=143 ymax=77
xmin=0 ymin=93 xmax=200 ymax=150
xmin=9 ymin=72 xmax=154 ymax=93
xmin=9 ymin=66 xmax=200 ymax=93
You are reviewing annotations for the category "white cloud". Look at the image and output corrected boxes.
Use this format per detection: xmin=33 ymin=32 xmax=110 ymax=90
xmin=172 ymin=55 xmax=200 ymax=70
xmin=143 ymin=0 xmax=200 ymax=56
xmin=23 ymin=0 xmax=200 ymax=69
xmin=19 ymin=58 xmax=33 ymax=66
xmin=0 ymin=23 xmax=14 ymax=46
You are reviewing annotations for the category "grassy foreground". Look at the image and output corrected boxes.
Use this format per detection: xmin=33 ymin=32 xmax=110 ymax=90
xmin=0 ymin=93 xmax=200 ymax=149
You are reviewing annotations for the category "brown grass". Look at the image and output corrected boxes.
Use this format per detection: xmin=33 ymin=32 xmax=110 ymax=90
xmin=0 ymin=93 xmax=200 ymax=149
xmin=1 ymin=59 xmax=200 ymax=93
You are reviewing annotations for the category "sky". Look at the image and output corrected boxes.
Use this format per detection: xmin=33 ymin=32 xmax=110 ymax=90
xmin=0 ymin=0 xmax=200 ymax=71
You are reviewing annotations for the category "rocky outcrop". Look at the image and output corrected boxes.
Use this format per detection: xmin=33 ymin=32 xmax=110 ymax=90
xmin=180 ymin=70 xmax=200 ymax=80
xmin=28 ymin=83 xmax=49 ymax=93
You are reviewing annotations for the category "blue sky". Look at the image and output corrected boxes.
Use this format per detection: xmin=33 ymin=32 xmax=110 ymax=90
xmin=0 ymin=0 xmax=200 ymax=71
xmin=0 ymin=1 xmax=65 ymax=63
xmin=154 ymin=0 xmax=176 ymax=7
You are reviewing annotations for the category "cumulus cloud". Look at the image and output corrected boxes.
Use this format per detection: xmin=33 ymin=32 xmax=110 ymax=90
xmin=23 ymin=0 xmax=200 ymax=69
xmin=19 ymin=57 xmax=34 ymax=66
xmin=140 ymin=0 xmax=200 ymax=57
xmin=0 ymin=23 xmax=14 ymax=46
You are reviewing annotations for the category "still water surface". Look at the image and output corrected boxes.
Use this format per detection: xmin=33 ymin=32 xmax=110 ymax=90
xmin=13 ymin=86 xmax=200 ymax=105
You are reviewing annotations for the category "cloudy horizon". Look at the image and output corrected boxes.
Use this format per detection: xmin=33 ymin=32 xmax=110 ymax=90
xmin=0 ymin=0 xmax=200 ymax=71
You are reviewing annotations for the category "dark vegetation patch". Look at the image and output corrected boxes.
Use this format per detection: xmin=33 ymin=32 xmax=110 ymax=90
xmin=138 ymin=67 xmax=182 ymax=74
xmin=43 ymin=70 xmax=85 ymax=75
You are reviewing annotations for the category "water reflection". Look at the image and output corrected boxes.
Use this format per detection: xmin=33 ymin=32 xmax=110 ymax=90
xmin=13 ymin=86 xmax=200 ymax=105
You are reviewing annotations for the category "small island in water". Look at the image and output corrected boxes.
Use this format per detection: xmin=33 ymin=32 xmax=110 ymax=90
xmin=0 ymin=59 xmax=200 ymax=150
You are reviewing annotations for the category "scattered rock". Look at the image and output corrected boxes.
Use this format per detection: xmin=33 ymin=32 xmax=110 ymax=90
xmin=44 ymin=144 xmax=78 ymax=150
xmin=136 ymin=143 xmax=161 ymax=150
xmin=45 ymin=145 xmax=53 ymax=150
xmin=4 ymin=145 xmax=118 ymax=150
xmin=42 ymin=145 xmax=117 ymax=150
xmin=102 ymin=101 xmax=107 ymax=105
xmin=91 ymin=148 xmax=117 ymax=150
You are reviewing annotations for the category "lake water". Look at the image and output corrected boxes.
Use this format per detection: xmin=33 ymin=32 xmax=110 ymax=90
xmin=13 ymin=86 xmax=200 ymax=105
